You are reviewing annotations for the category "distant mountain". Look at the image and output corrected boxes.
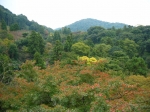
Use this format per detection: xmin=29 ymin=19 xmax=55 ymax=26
xmin=0 ymin=5 xmax=53 ymax=33
xmin=65 ymin=18 xmax=127 ymax=32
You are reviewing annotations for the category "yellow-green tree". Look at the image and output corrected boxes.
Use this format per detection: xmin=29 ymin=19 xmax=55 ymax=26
xmin=71 ymin=42 xmax=90 ymax=56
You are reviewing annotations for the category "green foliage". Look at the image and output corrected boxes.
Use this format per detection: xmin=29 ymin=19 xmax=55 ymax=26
xmin=60 ymin=52 xmax=78 ymax=65
xmin=79 ymin=73 xmax=95 ymax=84
xmin=28 ymin=31 xmax=45 ymax=55
xmin=1 ymin=19 xmax=7 ymax=30
xmin=64 ymin=34 xmax=73 ymax=52
xmin=8 ymin=43 xmax=19 ymax=60
xmin=120 ymin=38 xmax=138 ymax=58
xmin=1 ymin=5 xmax=150 ymax=112
xmin=61 ymin=27 xmax=71 ymax=34
xmin=17 ymin=60 xmax=38 ymax=82
xmin=34 ymin=52 xmax=45 ymax=69
xmin=50 ymin=40 xmax=63 ymax=64
xmin=71 ymin=42 xmax=90 ymax=56
xmin=145 ymin=39 xmax=150 ymax=53
xmin=87 ymin=26 xmax=105 ymax=43
xmin=15 ymin=37 xmax=28 ymax=49
xmin=0 ymin=5 xmax=53 ymax=35
xmin=22 ymin=32 xmax=28 ymax=37
xmin=101 ymin=37 xmax=114 ymax=46
xmin=94 ymin=58 xmax=108 ymax=72
xmin=91 ymin=97 xmax=110 ymax=112
xmin=127 ymin=57 xmax=148 ymax=76
xmin=10 ymin=23 xmax=19 ymax=31
xmin=0 ymin=54 xmax=13 ymax=83
xmin=0 ymin=30 xmax=13 ymax=40
xmin=53 ymin=31 xmax=61 ymax=42
xmin=93 ymin=43 xmax=111 ymax=57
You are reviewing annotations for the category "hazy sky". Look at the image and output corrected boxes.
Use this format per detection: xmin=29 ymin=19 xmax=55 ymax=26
xmin=1 ymin=0 xmax=150 ymax=29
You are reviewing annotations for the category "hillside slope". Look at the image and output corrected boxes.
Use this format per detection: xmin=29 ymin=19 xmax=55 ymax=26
xmin=0 ymin=5 xmax=53 ymax=33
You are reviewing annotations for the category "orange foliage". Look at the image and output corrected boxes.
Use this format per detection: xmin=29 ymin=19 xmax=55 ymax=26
xmin=0 ymin=60 xmax=150 ymax=111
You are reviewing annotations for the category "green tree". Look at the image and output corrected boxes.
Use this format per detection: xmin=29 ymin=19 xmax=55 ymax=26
xmin=93 ymin=43 xmax=111 ymax=57
xmin=17 ymin=60 xmax=38 ymax=82
xmin=61 ymin=27 xmax=71 ymax=34
xmin=0 ymin=54 xmax=13 ymax=83
xmin=120 ymin=38 xmax=138 ymax=58
xmin=51 ymin=40 xmax=63 ymax=62
xmin=8 ymin=43 xmax=19 ymax=60
xmin=101 ymin=37 xmax=113 ymax=46
xmin=28 ymin=31 xmax=45 ymax=55
xmin=10 ymin=23 xmax=19 ymax=31
xmin=34 ymin=52 xmax=45 ymax=69
xmin=22 ymin=32 xmax=28 ymax=37
xmin=53 ymin=31 xmax=61 ymax=42
xmin=145 ymin=39 xmax=150 ymax=53
xmin=71 ymin=42 xmax=90 ymax=56
xmin=126 ymin=57 xmax=147 ymax=76
xmin=87 ymin=26 xmax=105 ymax=44
xmin=110 ymin=50 xmax=129 ymax=72
xmin=64 ymin=34 xmax=73 ymax=52
xmin=1 ymin=19 xmax=7 ymax=30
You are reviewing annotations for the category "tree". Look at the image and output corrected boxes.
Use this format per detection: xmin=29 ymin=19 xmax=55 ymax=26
xmin=1 ymin=19 xmax=7 ymax=30
xmin=51 ymin=40 xmax=63 ymax=62
xmin=10 ymin=23 xmax=19 ymax=31
xmin=126 ymin=57 xmax=147 ymax=76
xmin=101 ymin=37 xmax=114 ymax=46
xmin=93 ymin=43 xmax=111 ymax=57
xmin=64 ymin=34 xmax=73 ymax=52
xmin=71 ymin=42 xmax=90 ymax=56
xmin=0 ymin=54 xmax=13 ymax=83
xmin=22 ymin=32 xmax=28 ymax=37
xmin=53 ymin=31 xmax=61 ymax=42
xmin=34 ymin=52 xmax=45 ymax=69
xmin=120 ymin=38 xmax=138 ymax=58
xmin=87 ymin=26 xmax=105 ymax=44
xmin=17 ymin=60 xmax=38 ymax=82
xmin=61 ymin=27 xmax=71 ymax=34
xmin=145 ymin=39 xmax=150 ymax=53
xmin=28 ymin=31 xmax=45 ymax=55
xmin=8 ymin=43 xmax=19 ymax=60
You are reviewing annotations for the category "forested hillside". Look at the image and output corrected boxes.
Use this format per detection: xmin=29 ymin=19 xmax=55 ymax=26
xmin=0 ymin=5 xmax=53 ymax=34
xmin=0 ymin=5 xmax=150 ymax=112
xmin=65 ymin=18 xmax=126 ymax=32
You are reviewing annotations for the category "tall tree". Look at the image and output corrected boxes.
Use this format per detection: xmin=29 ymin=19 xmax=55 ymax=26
xmin=34 ymin=51 xmax=45 ymax=69
xmin=8 ymin=43 xmax=19 ymax=60
xmin=28 ymin=31 xmax=45 ymax=55
xmin=0 ymin=54 xmax=12 ymax=83
xmin=53 ymin=31 xmax=61 ymax=42
xmin=1 ymin=19 xmax=7 ymax=30
xmin=51 ymin=40 xmax=63 ymax=62
xmin=64 ymin=34 xmax=73 ymax=52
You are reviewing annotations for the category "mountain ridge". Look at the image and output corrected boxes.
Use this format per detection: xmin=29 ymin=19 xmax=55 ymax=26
xmin=61 ymin=18 xmax=127 ymax=32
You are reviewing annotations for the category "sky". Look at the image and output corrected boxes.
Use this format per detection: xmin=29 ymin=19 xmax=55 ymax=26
xmin=0 ymin=0 xmax=150 ymax=29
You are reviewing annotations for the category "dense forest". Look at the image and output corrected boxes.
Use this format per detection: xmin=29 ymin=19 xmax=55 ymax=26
xmin=0 ymin=5 xmax=53 ymax=34
xmin=0 ymin=5 xmax=150 ymax=112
